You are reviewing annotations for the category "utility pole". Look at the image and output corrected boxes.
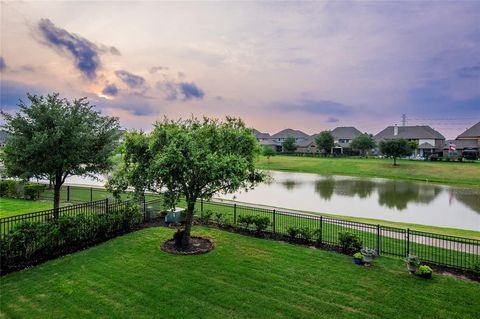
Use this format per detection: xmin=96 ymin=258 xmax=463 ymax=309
xmin=402 ymin=114 xmax=407 ymax=127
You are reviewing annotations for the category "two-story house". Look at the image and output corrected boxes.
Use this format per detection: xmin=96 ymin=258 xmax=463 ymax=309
xmin=374 ymin=125 xmax=445 ymax=157
xmin=443 ymin=122 xmax=480 ymax=159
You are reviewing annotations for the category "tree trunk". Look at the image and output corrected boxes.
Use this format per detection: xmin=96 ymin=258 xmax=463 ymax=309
xmin=53 ymin=174 xmax=63 ymax=219
xmin=181 ymin=200 xmax=196 ymax=248
xmin=393 ymin=157 xmax=398 ymax=166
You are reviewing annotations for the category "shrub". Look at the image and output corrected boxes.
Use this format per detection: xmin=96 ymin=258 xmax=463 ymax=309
xmin=312 ymin=228 xmax=322 ymax=243
xmin=298 ymin=227 xmax=312 ymax=242
xmin=473 ymin=260 xmax=480 ymax=274
xmin=252 ymin=216 xmax=270 ymax=233
xmin=0 ymin=180 xmax=17 ymax=197
xmin=286 ymin=226 xmax=300 ymax=239
xmin=200 ymin=210 xmax=214 ymax=224
xmin=238 ymin=215 xmax=256 ymax=229
xmin=0 ymin=203 xmax=142 ymax=273
xmin=214 ymin=212 xmax=224 ymax=224
xmin=338 ymin=231 xmax=363 ymax=254
xmin=24 ymin=183 xmax=46 ymax=200
xmin=405 ymin=255 xmax=420 ymax=268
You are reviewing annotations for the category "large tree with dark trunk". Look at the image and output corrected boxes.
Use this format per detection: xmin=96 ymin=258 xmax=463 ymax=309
xmin=107 ymin=117 xmax=264 ymax=249
xmin=1 ymin=93 xmax=119 ymax=218
xmin=379 ymin=138 xmax=415 ymax=166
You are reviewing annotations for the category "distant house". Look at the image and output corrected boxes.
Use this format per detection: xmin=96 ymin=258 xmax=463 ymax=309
xmin=296 ymin=126 xmax=363 ymax=154
xmin=252 ymin=128 xmax=309 ymax=152
xmin=443 ymin=122 xmax=480 ymax=159
xmin=375 ymin=125 xmax=445 ymax=157
xmin=331 ymin=127 xmax=363 ymax=154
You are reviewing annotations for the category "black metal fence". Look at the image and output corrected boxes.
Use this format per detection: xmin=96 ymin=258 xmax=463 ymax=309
xmin=195 ymin=199 xmax=480 ymax=272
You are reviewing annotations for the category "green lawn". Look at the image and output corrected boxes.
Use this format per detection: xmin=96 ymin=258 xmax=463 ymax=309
xmin=0 ymin=198 xmax=54 ymax=218
xmin=257 ymin=156 xmax=480 ymax=187
xmin=1 ymin=227 xmax=479 ymax=319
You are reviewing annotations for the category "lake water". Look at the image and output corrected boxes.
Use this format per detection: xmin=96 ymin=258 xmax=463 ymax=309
xmin=57 ymin=171 xmax=480 ymax=231
xmin=216 ymin=171 xmax=480 ymax=231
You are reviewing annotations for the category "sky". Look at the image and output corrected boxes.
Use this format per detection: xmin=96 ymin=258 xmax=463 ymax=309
xmin=0 ymin=0 xmax=479 ymax=139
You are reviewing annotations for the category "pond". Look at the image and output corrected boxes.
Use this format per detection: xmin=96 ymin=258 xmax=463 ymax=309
xmin=57 ymin=170 xmax=480 ymax=231
xmin=216 ymin=171 xmax=480 ymax=231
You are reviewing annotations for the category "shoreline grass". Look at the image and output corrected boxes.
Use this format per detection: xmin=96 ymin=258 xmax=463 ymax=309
xmin=1 ymin=227 xmax=479 ymax=319
xmin=256 ymin=155 xmax=480 ymax=188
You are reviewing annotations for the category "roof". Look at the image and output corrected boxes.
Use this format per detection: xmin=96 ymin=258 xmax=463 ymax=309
xmin=259 ymin=140 xmax=280 ymax=146
xmin=271 ymin=129 xmax=309 ymax=139
xmin=418 ymin=142 xmax=435 ymax=149
xmin=297 ymin=134 xmax=317 ymax=147
xmin=443 ymin=139 xmax=479 ymax=149
xmin=251 ymin=128 xmax=271 ymax=139
xmin=457 ymin=122 xmax=480 ymax=139
xmin=374 ymin=125 xmax=444 ymax=140
xmin=331 ymin=127 xmax=362 ymax=140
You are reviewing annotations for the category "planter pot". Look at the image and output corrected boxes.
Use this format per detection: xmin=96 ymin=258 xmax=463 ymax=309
xmin=406 ymin=264 xmax=419 ymax=273
xmin=354 ymin=257 xmax=363 ymax=265
xmin=363 ymin=255 xmax=373 ymax=264
xmin=420 ymin=272 xmax=432 ymax=279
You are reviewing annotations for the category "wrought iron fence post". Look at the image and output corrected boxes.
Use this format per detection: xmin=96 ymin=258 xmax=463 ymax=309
xmin=201 ymin=198 xmax=204 ymax=217
xmin=143 ymin=195 xmax=147 ymax=222
xmin=272 ymin=209 xmax=276 ymax=234
xmin=67 ymin=186 xmax=70 ymax=202
xmin=377 ymin=224 xmax=380 ymax=255
xmin=319 ymin=216 xmax=323 ymax=245
xmin=105 ymin=198 xmax=109 ymax=214
xmin=234 ymin=204 xmax=237 ymax=224
xmin=90 ymin=187 xmax=93 ymax=202
xmin=407 ymin=228 xmax=410 ymax=256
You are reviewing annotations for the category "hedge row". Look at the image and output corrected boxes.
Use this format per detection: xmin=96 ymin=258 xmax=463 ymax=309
xmin=0 ymin=203 xmax=142 ymax=274
xmin=0 ymin=180 xmax=46 ymax=200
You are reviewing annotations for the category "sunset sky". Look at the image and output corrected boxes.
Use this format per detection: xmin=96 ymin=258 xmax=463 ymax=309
xmin=1 ymin=1 xmax=479 ymax=138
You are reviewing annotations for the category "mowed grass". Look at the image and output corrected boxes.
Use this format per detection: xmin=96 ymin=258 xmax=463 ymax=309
xmin=0 ymin=198 xmax=54 ymax=218
xmin=1 ymin=227 xmax=479 ymax=319
xmin=257 ymin=156 xmax=480 ymax=187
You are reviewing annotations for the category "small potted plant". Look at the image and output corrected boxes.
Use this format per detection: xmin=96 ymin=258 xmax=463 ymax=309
xmin=417 ymin=265 xmax=433 ymax=279
xmin=360 ymin=247 xmax=377 ymax=265
xmin=405 ymin=255 xmax=420 ymax=273
xmin=353 ymin=252 xmax=364 ymax=265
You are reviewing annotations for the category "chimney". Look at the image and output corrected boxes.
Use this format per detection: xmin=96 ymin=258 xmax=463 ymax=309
xmin=394 ymin=124 xmax=398 ymax=136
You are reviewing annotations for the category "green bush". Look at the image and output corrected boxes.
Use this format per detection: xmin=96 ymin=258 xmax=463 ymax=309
xmin=0 ymin=203 xmax=142 ymax=272
xmin=286 ymin=226 xmax=300 ymax=239
xmin=298 ymin=227 xmax=312 ymax=242
xmin=238 ymin=215 xmax=256 ymax=229
xmin=338 ymin=231 xmax=363 ymax=254
xmin=200 ymin=210 xmax=214 ymax=224
xmin=0 ymin=180 xmax=17 ymax=197
xmin=252 ymin=216 xmax=270 ymax=233
xmin=472 ymin=260 xmax=480 ymax=274
xmin=24 ymin=183 xmax=46 ymax=200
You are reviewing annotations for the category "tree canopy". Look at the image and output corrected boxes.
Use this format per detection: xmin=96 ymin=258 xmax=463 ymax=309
xmin=379 ymin=138 xmax=414 ymax=166
xmin=1 ymin=93 xmax=120 ymax=216
xmin=351 ymin=134 xmax=376 ymax=157
xmin=281 ymin=136 xmax=297 ymax=152
xmin=108 ymin=117 xmax=264 ymax=248
xmin=262 ymin=145 xmax=276 ymax=160
xmin=315 ymin=131 xmax=334 ymax=155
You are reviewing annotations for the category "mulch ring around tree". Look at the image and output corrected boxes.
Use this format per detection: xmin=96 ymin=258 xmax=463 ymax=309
xmin=161 ymin=236 xmax=215 ymax=255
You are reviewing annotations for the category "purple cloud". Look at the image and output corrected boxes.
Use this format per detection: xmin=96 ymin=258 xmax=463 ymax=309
xmin=115 ymin=70 xmax=146 ymax=88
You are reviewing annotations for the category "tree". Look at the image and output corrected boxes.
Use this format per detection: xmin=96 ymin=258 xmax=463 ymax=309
xmin=315 ymin=131 xmax=334 ymax=156
xmin=282 ymin=136 xmax=297 ymax=152
xmin=350 ymin=134 xmax=376 ymax=157
xmin=262 ymin=145 xmax=276 ymax=161
xmin=108 ymin=117 xmax=264 ymax=249
xmin=379 ymin=138 xmax=414 ymax=166
xmin=1 ymin=93 xmax=120 ymax=218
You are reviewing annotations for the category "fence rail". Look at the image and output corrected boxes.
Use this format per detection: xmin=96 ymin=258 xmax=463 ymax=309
xmin=196 ymin=199 xmax=480 ymax=272
xmin=1 ymin=194 xmax=479 ymax=273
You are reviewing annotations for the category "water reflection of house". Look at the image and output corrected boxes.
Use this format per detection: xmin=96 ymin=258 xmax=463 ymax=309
xmin=443 ymin=122 xmax=480 ymax=160
xmin=375 ymin=125 xmax=445 ymax=157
